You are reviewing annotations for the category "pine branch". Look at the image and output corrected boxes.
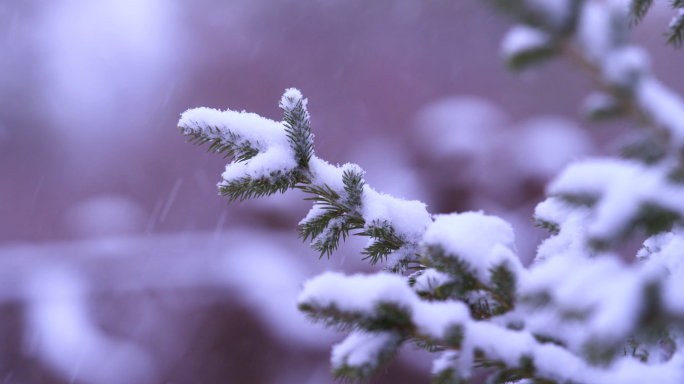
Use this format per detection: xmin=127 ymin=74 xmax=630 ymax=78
xmin=342 ymin=169 xmax=364 ymax=208
xmin=532 ymin=218 xmax=560 ymax=235
xmin=181 ymin=126 xmax=260 ymax=162
xmin=422 ymin=245 xmax=479 ymax=297
xmin=298 ymin=169 xmax=366 ymax=258
xmin=486 ymin=262 xmax=517 ymax=314
xmin=310 ymin=217 xmax=359 ymax=259
xmin=629 ymin=0 xmax=654 ymax=25
xmin=358 ymin=221 xmax=405 ymax=265
xmin=280 ymin=89 xmax=314 ymax=170
xmin=666 ymin=10 xmax=684 ymax=47
xmin=219 ymin=170 xmax=298 ymax=202
xmin=620 ymin=138 xmax=667 ymax=164
xmin=332 ymin=332 xmax=404 ymax=382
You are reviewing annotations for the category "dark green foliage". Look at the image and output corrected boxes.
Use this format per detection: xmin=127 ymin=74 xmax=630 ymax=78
xmin=299 ymin=207 xmax=343 ymax=243
xmin=667 ymin=164 xmax=684 ymax=183
xmin=299 ymin=301 xmax=414 ymax=333
xmin=639 ymin=282 xmax=663 ymax=328
xmin=181 ymin=126 xmax=260 ymax=162
xmin=519 ymin=292 xmax=551 ymax=309
xmin=373 ymin=303 xmax=414 ymax=331
xmin=468 ymin=297 xmax=494 ymax=320
xmin=485 ymin=0 xmax=580 ymax=33
xmin=666 ymin=11 xmax=684 ymax=47
xmin=297 ymin=302 xmax=369 ymax=332
xmin=582 ymin=340 xmax=621 ymax=366
xmin=635 ymin=281 xmax=671 ymax=344
xmin=310 ymin=218 xmax=353 ymax=258
xmin=332 ymin=332 xmax=403 ymax=382
xmin=490 ymin=356 xmax=535 ymax=384
xmin=506 ymin=44 xmax=555 ymax=72
xmin=423 ymin=245 xmax=479 ymax=296
xmin=218 ymin=170 xmax=299 ymax=202
xmin=625 ymin=338 xmax=649 ymax=362
xmin=422 ymin=245 xmax=515 ymax=318
xmin=587 ymin=237 xmax=611 ymax=252
xmin=489 ymin=262 xmax=517 ymax=314
xmin=343 ymin=170 xmax=365 ymax=207
xmin=632 ymin=202 xmax=680 ymax=236
xmin=280 ymin=96 xmax=314 ymax=170
xmin=560 ymin=309 xmax=590 ymax=321
xmin=413 ymin=339 xmax=445 ymax=353
xmin=507 ymin=321 xmax=524 ymax=331
xmin=443 ymin=325 xmax=464 ymax=349
xmin=533 ymin=218 xmax=560 ymax=235
xmin=629 ymin=0 xmax=654 ymax=25
xmin=298 ymin=170 xmax=366 ymax=258
xmin=358 ymin=222 xmax=405 ymax=265
xmin=414 ymin=277 xmax=462 ymax=302
xmin=432 ymin=368 xmax=468 ymax=384
xmin=391 ymin=258 xmax=424 ymax=274
xmin=584 ymin=101 xmax=624 ymax=122
xmin=620 ymin=139 xmax=666 ymax=164
xmin=558 ymin=193 xmax=598 ymax=207
xmin=533 ymin=334 xmax=566 ymax=347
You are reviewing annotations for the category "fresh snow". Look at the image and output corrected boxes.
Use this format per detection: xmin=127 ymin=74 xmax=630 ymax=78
xmin=422 ymin=212 xmax=521 ymax=283
xmin=501 ymin=25 xmax=550 ymax=59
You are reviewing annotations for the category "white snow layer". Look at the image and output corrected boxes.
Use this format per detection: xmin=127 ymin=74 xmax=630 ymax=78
xmin=299 ymin=266 xmax=684 ymax=384
xmin=178 ymin=107 xmax=297 ymax=183
xmin=534 ymin=197 xmax=593 ymax=261
xmin=280 ymin=87 xmax=307 ymax=110
xmin=575 ymin=1 xmax=684 ymax=144
xmin=546 ymin=158 xmax=684 ymax=241
xmin=412 ymin=269 xmax=452 ymax=294
xmin=298 ymin=272 xmax=469 ymax=340
xmin=331 ymin=331 xmax=398 ymax=371
xmin=501 ymin=25 xmax=550 ymax=59
xmin=362 ymin=186 xmax=432 ymax=243
xmin=422 ymin=212 xmax=521 ymax=283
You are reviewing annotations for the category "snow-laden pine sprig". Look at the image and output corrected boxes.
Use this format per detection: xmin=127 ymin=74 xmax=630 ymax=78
xmin=298 ymin=170 xmax=366 ymax=258
xmin=280 ymin=88 xmax=314 ymax=170
xmin=182 ymin=125 xmax=259 ymax=162
xmin=629 ymin=0 xmax=654 ymax=25
xmin=178 ymin=89 xmax=431 ymax=270
xmin=627 ymin=0 xmax=684 ymax=47
xmin=667 ymin=9 xmax=684 ymax=47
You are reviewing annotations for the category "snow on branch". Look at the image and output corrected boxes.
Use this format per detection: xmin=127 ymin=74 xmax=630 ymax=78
xmin=546 ymin=158 xmax=684 ymax=248
xmin=178 ymin=107 xmax=301 ymax=201
xmin=178 ymin=89 xmax=431 ymax=271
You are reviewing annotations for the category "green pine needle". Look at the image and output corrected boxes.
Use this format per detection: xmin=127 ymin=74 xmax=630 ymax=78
xmin=180 ymin=126 xmax=260 ymax=162
xmin=666 ymin=11 xmax=684 ymax=47
xmin=280 ymin=97 xmax=314 ymax=170
xmin=358 ymin=221 xmax=405 ymax=265
xmin=298 ymin=169 xmax=367 ymax=259
xmin=218 ymin=170 xmax=298 ymax=202
xmin=489 ymin=262 xmax=517 ymax=314
xmin=630 ymin=0 xmax=654 ymax=25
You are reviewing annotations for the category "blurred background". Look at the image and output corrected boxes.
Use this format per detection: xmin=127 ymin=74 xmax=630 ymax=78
xmin=0 ymin=0 xmax=683 ymax=383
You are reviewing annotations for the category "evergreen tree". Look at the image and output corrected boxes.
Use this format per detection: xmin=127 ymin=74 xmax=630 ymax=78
xmin=177 ymin=0 xmax=684 ymax=382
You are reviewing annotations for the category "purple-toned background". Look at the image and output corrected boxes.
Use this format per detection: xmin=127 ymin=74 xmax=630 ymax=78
xmin=0 ymin=1 xmax=682 ymax=383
